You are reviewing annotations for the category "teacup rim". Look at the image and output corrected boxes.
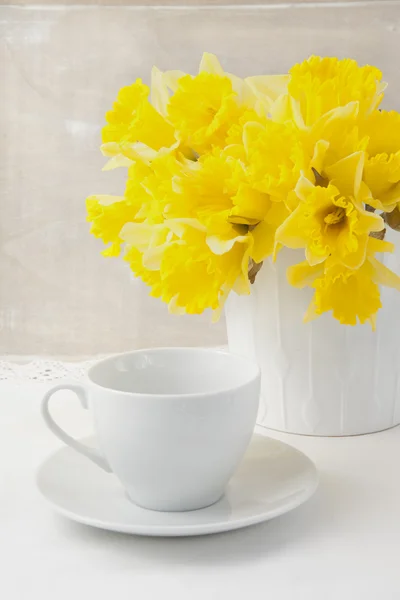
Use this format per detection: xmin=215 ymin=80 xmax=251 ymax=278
xmin=87 ymin=347 xmax=261 ymax=398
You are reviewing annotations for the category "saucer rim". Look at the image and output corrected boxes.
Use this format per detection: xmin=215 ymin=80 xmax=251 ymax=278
xmin=36 ymin=434 xmax=319 ymax=537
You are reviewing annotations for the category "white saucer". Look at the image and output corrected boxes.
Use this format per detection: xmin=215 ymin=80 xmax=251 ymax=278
xmin=36 ymin=433 xmax=318 ymax=537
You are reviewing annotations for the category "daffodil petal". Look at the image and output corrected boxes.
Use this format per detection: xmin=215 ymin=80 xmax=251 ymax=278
xmin=168 ymin=295 xmax=187 ymax=316
xmin=358 ymin=210 xmax=384 ymax=234
xmin=304 ymin=297 xmax=319 ymax=323
xmin=275 ymin=207 xmax=308 ymax=250
xmin=165 ymin=218 xmax=206 ymax=238
xmin=310 ymin=140 xmax=330 ymax=176
xmin=305 ymin=246 xmax=329 ymax=266
xmin=367 ymin=237 xmax=394 ymax=255
xmin=199 ymin=52 xmax=225 ymax=76
xmin=101 ymin=142 xmax=121 ymax=157
xmin=368 ymin=313 xmax=377 ymax=331
xmin=143 ymin=241 xmax=183 ymax=270
xmin=246 ymin=74 xmax=289 ymax=102
xmin=250 ymin=221 xmax=276 ymax=263
xmin=151 ymin=66 xmax=170 ymax=117
xmin=269 ymin=94 xmax=293 ymax=124
xmin=294 ymin=175 xmax=315 ymax=202
xmin=325 ymin=151 xmax=364 ymax=199
xmin=120 ymin=222 xmax=166 ymax=249
xmin=369 ymin=257 xmax=400 ymax=290
xmin=340 ymin=234 xmax=367 ymax=270
xmin=206 ymin=234 xmax=248 ymax=255
xmin=102 ymin=155 xmax=133 ymax=171
xmin=163 ymin=69 xmax=187 ymax=92
xmin=242 ymin=122 xmax=265 ymax=154
xmin=90 ymin=195 xmax=125 ymax=206
xmin=287 ymin=261 xmax=324 ymax=289
xmin=312 ymin=102 xmax=359 ymax=141
xmin=102 ymin=242 xmax=121 ymax=257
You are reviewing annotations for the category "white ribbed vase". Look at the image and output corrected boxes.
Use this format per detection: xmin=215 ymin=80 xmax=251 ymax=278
xmin=225 ymin=244 xmax=400 ymax=436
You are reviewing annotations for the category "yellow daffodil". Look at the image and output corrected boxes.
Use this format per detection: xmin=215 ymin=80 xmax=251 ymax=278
xmin=362 ymin=110 xmax=400 ymax=211
xmin=166 ymin=72 xmax=241 ymax=154
xmin=260 ymin=102 xmax=369 ymax=214
xmin=225 ymin=109 xmax=268 ymax=147
xmin=306 ymin=103 xmax=368 ymax=169
xmin=243 ymin=120 xmax=306 ymax=200
xmin=276 ymin=151 xmax=384 ymax=269
xmin=245 ymin=73 xmax=290 ymax=114
xmin=174 ymin=150 xmax=238 ymax=217
xmin=287 ymin=238 xmax=400 ymax=328
xmin=86 ymin=195 xmax=137 ymax=257
xmin=102 ymin=79 xmax=176 ymax=152
xmin=120 ymin=221 xmax=175 ymax=270
xmin=276 ymin=184 xmax=383 ymax=269
xmin=175 ymin=148 xmax=285 ymax=263
xmin=125 ymin=153 xmax=189 ymax=223
xmin=124 ymin=246 xmax=163 ymax=293
xmin=364 ymin=153 xmax=400 ymax=212
xmin=308 ymin=259 xmax=382 ymax=328
xmin=282 ymin=56 xmax=386 ymax=128
xmin=163 ymin=52 xmax=261 ymax=154
xmin=100 ymin=78 xmax=195 ymax=171
xmin=121 ymin=218 xmax=252 ymax=317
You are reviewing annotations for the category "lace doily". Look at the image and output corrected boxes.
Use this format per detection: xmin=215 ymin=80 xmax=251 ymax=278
xmin=0 ymin=348 xmax=226 ymax=384
xmin=0 ymin=359 xmax=99 ymax=383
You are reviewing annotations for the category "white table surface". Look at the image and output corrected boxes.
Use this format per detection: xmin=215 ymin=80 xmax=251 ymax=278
xmin=2 ymin=380 xmax=400 ymax=600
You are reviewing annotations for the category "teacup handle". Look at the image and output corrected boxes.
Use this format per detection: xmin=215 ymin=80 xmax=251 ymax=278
xmin=41 ymin=384 xmax=111 ymax=472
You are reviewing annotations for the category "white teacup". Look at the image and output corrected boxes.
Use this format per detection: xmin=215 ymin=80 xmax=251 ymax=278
xmin=41 ymin=348 xmax=260 ymax=512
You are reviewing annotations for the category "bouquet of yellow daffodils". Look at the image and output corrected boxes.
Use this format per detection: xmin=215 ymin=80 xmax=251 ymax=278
xmin=87 ymin=54 xmax=400 ymax=328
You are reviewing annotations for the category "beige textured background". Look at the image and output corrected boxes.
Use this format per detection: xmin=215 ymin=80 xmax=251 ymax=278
xmin=2 ymin=1 xmax=400 ymax=357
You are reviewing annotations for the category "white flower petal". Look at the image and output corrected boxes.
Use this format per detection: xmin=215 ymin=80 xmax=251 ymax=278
xmin=168 ymin=295 xmax=186 ymax=316
xmin=151 ymin=66 xmax=170 ymax=117
xmin=102 ymin=155 xmax=133 ymax=171
xmin=199 ymin=52 xmax=224 ymax=75
xmin=162 ymin=70 xmax=187 ymax=93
